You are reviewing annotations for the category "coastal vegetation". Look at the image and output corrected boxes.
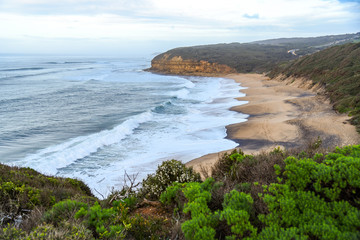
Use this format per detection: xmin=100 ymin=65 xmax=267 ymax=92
xmin=1 ymin=142 xmax=360 ymax=239
xmin=151 ymin=32 xmax=360 ymax=73
xmin=268 ymin=42 xmax=360 ymax=132
xmin=1 ymin=34 xmax=360 ymax=239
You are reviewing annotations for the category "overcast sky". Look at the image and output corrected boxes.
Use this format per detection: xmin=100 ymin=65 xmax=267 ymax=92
xmin=0 ymin=0 xmax=359 ymax=56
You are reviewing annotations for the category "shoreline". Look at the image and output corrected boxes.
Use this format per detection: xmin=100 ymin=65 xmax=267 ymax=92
xmin=186 ymin=73 xmax=360 ymax=175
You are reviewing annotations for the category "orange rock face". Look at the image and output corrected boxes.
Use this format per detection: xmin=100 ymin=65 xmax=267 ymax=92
xmin=149 ymin=54 xmax=236 ymax=75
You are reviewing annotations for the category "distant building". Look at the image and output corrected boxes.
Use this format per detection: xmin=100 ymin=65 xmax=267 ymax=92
xmin=287 ymin=49 xmax=299 ymax=56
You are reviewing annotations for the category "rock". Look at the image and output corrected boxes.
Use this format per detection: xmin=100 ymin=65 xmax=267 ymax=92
xmin=149 ymin=54 xmax=236 ymax=75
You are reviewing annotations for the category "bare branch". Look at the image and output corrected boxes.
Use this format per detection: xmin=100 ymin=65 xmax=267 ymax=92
xmin=109 ymin=171 xmax=140 ymax=204
xmin=93 ymin=188 xmax=105 ymax=199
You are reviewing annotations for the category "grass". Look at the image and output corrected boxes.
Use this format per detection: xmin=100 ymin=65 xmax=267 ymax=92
xmin=268 ymin=42 xmax=360 ymax=133
xmin=152 ymin=33 xmax=360 ymax=73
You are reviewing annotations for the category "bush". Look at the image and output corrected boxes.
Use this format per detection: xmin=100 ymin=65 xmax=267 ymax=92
xmin=141 ymin=160 xmax=201 ymax=199
xmin=220 ymin=190 xmax=257 ymax=239
xmin=26 ymin=223 xmax=93 ymax=240
xmin=74 ymin=200 xmax=168 ymax=239
xmin=181 ymin=178 xmax=218 ymax=240
xmin=0 ymin=222 xmax=93 ymax=240
xmin=0 ymin=163 xmax=94 ymax=222
xmin=0 ymin=224 xmax=26 ymax=240
xmin=161 ymin=145 xmax=360 ymax=239
xmin=43 ymin=200 xmax=88 ymax=225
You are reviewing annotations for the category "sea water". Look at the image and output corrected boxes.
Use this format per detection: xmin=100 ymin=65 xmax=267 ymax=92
xmin=0 ymin=55 xmax=248 ymax=197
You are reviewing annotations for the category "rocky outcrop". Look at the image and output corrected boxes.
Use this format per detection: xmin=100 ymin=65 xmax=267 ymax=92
xmin=149 ymin=54 xmax=236 ymax=75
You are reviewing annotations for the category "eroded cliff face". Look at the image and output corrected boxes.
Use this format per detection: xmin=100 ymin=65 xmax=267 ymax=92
xmin=149 ymin=54 xmax=236 ymax=75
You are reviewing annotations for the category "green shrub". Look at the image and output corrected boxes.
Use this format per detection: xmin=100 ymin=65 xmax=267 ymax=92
xmin=181 ymin=178 xmax=219 ymax=240
xmin=26 ymin=223 xmax=93 ymax=240
xmin=0 ymin=222 xmax=93 ymax=240
xmin=141 ymin=160 xmax=201 ymax=199
xmin=258 ymin=145 xmax=360 ymax=239
xmin=160 ymin=145 xmax=360 ymax=239
xmin=0 ymin=163 xmax=94 ymax=221
xmin=43 ymin=199 xmax=88 ymax=225
xmin=75 ymin=201 xmax=125 ymax=239
xmin=74 ymin=199 xmax=168 ymax=239
xmin=160 ymin=182 xmax=183 ymax=205
xmin=0 ymin=224 xmax=26 ymax=240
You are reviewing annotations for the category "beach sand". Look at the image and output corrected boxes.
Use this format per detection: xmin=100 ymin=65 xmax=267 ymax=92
xmin=186 ymin=73 xmax=360 ymax=175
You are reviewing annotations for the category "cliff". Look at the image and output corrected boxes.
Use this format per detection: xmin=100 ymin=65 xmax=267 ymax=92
xmin=150 ymin=54 xmax=236 ymax=75
xmin=149 ymin=33 xmax=360 ymax=75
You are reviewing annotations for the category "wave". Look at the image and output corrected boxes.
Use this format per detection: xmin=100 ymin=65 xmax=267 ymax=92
xmin=44 ymin=61 xmax=96 ymax=64
xmin=168 ymin=88 xmax=190 ymax=99
xmin=0 ymin=67 xmax=96 ymax=81
xmin=19 ymin=111 xmax=153 ymax=174
xmin=152 ymin=101 xmax=184 ymax=115
xmin=0 ymin=67 xmax=45 ymax=72
xmin=180 ymin=79 xmax=195 ymax=89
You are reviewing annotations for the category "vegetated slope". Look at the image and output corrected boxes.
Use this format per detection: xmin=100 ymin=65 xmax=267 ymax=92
xmin=253 ymin=32 xmax=360 ymax=55
xmin=3 ymin=143 xmax=360 ymax=239
xmin=151 ymin=43 xmax=297 ymax=73
xmin=268 ymin=42 xmax=360 ymax=132
xmin=150 ymin=32 xmax=360 ymax=74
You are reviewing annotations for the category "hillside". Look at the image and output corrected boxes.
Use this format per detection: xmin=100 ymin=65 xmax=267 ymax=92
xmin=268 ymin=42 xmax=360 ymax=132
xmin=1 ymin=144 xmax=360 ymax=239
xmin=149 ymin=33 xmax=360 ymax=74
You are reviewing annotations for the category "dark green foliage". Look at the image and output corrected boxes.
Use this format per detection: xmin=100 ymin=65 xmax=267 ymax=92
xmin=0 ymin=163 xmax=94 ymax=214
xmin=161 ymin=145 xmax=360 ymax=239
xmin=0 ymin=222 xmax=93 ymax=240
xmin=0 ymin=224 xmax=26 ymax=240
xmin=211 ymin=148 xmax=286 ymax=186
xmin=75 ymin=201 xmax=126 ymax=239
xmin=43 ymin=200 xmax=88 ymax=226
xmin=74 ymin=200 xmax=168 ymax=239
xmin=220 ymin=190 xmax=257 ymax=239
xmin=161 ymin=178 xmax=258 ymax=239
xmin=152 ymin=33 xmax=360 ymax=73
xmin=26 ymin=222 xmax=93 ymax=240
xmin=269 ymin=42 xmax=360 ymax=132
xmin=159 ymin=182 xmax=183 ymax=205
xmin=179 ymin=179 xmax=219 ymax=240
xmin=2 ymin=144 xmax=360 ymax=239
xmin=254 ymin=33 xmax=360 ymax=55
xmin=153 ymin=43 xmax=296 ymax=73
xmin=141 ymin=159 xmax=201 ymax=199
xmin=258 ymin=146 xmax=360 ymax=239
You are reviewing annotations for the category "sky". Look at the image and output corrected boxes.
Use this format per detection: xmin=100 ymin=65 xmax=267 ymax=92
xmin=0 ymin=0 xmax=359 ymax=57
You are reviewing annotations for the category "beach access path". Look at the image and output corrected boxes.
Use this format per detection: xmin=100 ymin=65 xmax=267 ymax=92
xmin=186 ymin=73 xmax=360 ymax=175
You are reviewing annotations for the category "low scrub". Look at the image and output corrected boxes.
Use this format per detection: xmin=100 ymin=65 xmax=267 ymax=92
xmin=1 ymin=145 xmax=359 ymax=239
xmin=161 ymin=145 xmax=360 ymax=239
xmin=141 ymin=159 xmax=201 ymax=199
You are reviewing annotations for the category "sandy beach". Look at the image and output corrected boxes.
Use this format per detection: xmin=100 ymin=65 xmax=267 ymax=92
xmin=186 ymin=73 xmax=360 ymax=174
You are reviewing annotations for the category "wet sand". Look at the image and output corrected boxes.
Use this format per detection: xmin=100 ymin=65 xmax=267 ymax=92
xmin=186 ymin=73 xmax=360 ymax=174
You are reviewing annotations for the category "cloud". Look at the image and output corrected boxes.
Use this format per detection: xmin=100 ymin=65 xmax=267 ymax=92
xmin=243 ymin=14 xmax=260 ymax=19
xmin=0 ymin=0 xmax=359 ymax=55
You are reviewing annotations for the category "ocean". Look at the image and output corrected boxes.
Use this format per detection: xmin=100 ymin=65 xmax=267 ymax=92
xmin=0 ymin=55 xmax=248 ymax=197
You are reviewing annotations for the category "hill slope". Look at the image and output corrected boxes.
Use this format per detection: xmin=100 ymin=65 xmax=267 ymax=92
xmin=149 ymin=33 xmax=360 ymax=74
xmin=268 ymin=42 xmax=360 ymax=132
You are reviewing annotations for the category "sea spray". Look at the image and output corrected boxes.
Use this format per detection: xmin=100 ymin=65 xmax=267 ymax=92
xmin=0 ymin=56 xmax=248 ymax=198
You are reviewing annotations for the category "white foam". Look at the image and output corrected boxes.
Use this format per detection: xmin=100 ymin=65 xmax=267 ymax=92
xmin=19 ymin=111 xmax=153 ymax=175
xmin=14 ymin=72 xmax=248 ymax=199
xmin=181 ymin=80 xmax=195 ymax=89
xmin=56 ymin=77 xmax=249 ymax=198
xmin=168 ymin=88 xmax=190 ymax=99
